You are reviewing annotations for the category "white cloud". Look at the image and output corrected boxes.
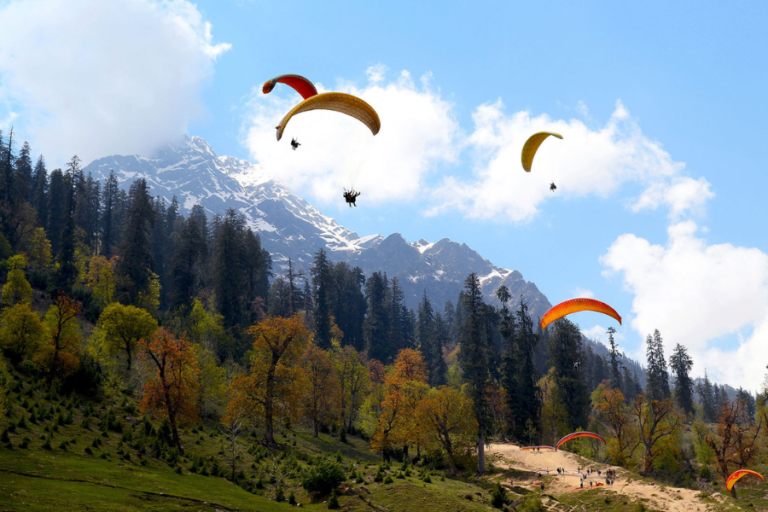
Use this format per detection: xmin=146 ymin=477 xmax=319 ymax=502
xmin=428 ymin=100 xmax=710 ymax=222
xmin=0 ymin=0 xmax=230 ymax=165
xmin=242 ymin=67 xmax=459 ymax=205
xmin=572 ymin=287 xmax=595 ymax=299
xmin=632 ymin=176 xmax=714 ymax=219
xmin=601 ymin=221 xmax=768 ymax=389
xmin=582 ymin=324 xmax=624 ymax=346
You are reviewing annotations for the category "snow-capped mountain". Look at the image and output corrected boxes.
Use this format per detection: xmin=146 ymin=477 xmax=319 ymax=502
xmin=83 ymin=136 xmax=552 ymax=316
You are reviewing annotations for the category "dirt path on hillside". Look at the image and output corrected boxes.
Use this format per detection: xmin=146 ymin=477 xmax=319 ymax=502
xmin=487 ymin=443 xmax=732 ymax=512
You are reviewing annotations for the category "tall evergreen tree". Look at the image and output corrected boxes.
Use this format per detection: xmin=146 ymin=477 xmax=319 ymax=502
xmin=498 ymin=286 xmax=519 ymax=436
xmin=310 ymin=248 xmax=332 ymax=349
xmin=100 ymin=170 xmax=120 ymax=256
xmin=458 ymin=272 xmax=491 ymax=474
xmin=645 ymin=330 xmax=671 ymax=402
xmin=46 ymin=169 xmax=66 ymax=255
xmin=417 ymin=290 xmax=442 ymax=386
xmin=606 ymin=326 xmax=623 ymax=391
xmin=513 ymin=299 xmax=541 ymax=440
xmin=696 ymin=370 xmax=716 ymax=422
xmin=31 ymin=155 xmax=48 ymax=222
xmin=431 ymin=312 xmax=449 ymax=387
xmin=115 ymin=179 xmax=156 ymax=306
xmin=169 ymin=214 xmax=207 ymax=311
xmin=386 ymin=277 xmax=408 ymax=357
xmin=55 ymin=158 xmax=80 ymax=290
xmin=14 ymin=141 xmax=33 ymax=204
xmin=547 ymin=318 xmax=589 ymax=431
xmin=328 ymin=262 xmax=366 ymax=350
xmin=363 ymin=271 xmax=389 ymax=363
xmin=669 ymin=343 xmax=695 ymax=416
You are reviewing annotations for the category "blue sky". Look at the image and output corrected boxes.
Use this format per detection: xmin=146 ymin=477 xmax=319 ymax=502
xmin=1 ymin=0 xmax=767 ymax=389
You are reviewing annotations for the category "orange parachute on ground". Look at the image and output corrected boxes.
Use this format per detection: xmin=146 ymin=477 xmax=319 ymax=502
xmin=521 ymin=445 xmax=555 ymax=451
xmin=726 ymin=469 xmax=764 ymax=492
xmin=262 ymin=74 xmax=318 ymax=99
xmin=556 ymin=431 xmax=606 ymax=451
xmin=275 ymin=92 xmax=381 ymax=141
xmin=541 ymin=298 xmax=622 ymax=330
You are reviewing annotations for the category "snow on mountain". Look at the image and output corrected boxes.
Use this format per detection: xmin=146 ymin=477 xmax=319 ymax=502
xmin=83 ymin=136 xmax=551 ymax=315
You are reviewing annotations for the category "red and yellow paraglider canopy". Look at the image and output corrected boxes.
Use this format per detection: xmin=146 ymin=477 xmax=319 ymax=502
xmin=726 ymin=469 xmax=764 ymax=492
xmin=541 ymin=298 xmax=622 ymax=330
xmin=556 ymin=431 xmax=606 ymax=451
xmin=262 ymin=74 xmax=318 ymax=100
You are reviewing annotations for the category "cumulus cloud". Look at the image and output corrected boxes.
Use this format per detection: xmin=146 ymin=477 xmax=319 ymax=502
xmin=242 ymin=66 xmax=459 ymax=205
xmin=0 ymin=0 xmax=230 ymax=164
xmin=632 ymin=176 xmax=714 ymax=219
xmin=428 ymin=100 xmax=709 ymax=222
xmin=572 ymin=287 xmax=595 ymax=299
xmin=601 ymin=221 xmax=768 ymax=389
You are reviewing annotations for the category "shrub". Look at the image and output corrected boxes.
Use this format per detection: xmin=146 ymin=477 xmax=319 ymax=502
xmin=699 ymin=465 xmax=711 ymax=480
xmin=383 ymin=476 xmax=394 ymax=484
xmin=327 ymin=490 xmax=339 ymax=509
xmin=275 ymin=487 xmax=285 ymax=502
xmin=288 ymin=491 xmax=297 ymax=505
xmin=20 ymin=437 xmax=30 ymax=449
xmin=301 ymin=459 xmax=345 ymax=495
xmin=491 ymin=483 xmax=509 ymax=508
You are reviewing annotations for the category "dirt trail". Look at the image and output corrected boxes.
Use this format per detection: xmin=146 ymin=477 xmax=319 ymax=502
xmin=488 ymin=443 xmax=730 ymax=512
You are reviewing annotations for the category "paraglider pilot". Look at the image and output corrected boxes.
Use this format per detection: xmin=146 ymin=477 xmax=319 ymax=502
xmin=291 ymin=138 xmax=301 ymax=150
xmin=550 ymin=182 xmax=557 ymax=192
xmin=343 ymin=188 xmax=361 ymax=207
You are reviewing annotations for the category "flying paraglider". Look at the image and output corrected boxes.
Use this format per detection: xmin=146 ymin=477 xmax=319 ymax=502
xmin=290 ymin=138 xmax=301 ymax=150
xmin=550 ymin=182 xmax=557 ymax=192
xmin=343 ymin=188 xmax=361 ymax=207
xmin=726 ymin=469 xmax=764 ymax=492
xmin=556 ymin=432 xmax=606 ymax=451
xmin=275 ymin=92 xmax=381 ymax=141
xmin=541 ymin=298 xmax=622 ymax=330
xmin=521 ymin=132 xmax=563 ymax=172
xmin=573 ymin=361 xmax=580 ymax=370
xmin=262 ymin=74 xmax=318 ymax=100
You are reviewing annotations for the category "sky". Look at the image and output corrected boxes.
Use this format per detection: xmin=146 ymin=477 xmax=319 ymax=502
xmin=1 ymin=0 xmax=767 ymax=389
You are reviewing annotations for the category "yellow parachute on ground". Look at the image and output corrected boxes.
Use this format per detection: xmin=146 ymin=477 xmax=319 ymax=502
xmin=275 ymin=92 xmax=381 ymax=141
xmin=521 ymin=132 xmax=563 ymax=172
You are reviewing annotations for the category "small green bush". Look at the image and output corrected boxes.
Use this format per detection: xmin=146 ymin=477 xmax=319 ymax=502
xmin=288 ymin=491 xmax=297 ymax=505
xmin=383 ymin=475 xmax=394 ymax=484
xmin=700 ymin=465 xmax=711 ymax=480
xmin=491 ymin=483 xmax=509 ymax=508
xmin=301 ymin=459 xmax=345 ymax=495
xmin=327 ymin=490 xmax=339 ymax=509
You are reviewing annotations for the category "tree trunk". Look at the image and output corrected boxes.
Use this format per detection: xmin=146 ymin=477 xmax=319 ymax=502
xmin=477 ymin=431 xmax=485 ymax=475
xmin=730 ymin=487 xmax=737 ymax=499
xmin=164 ymin=387 xmax=183 ymax=454
xmin=264 ymin=357 xmax=277 ymax=447
xmin=126 ymin=341 xmax=132 ymax=372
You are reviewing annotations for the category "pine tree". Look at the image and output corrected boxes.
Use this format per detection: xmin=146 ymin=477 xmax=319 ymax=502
xmin=31 ymin=155 xmax=48 ymax=222
xmin=458 ymin=272 xmax=491 ymax=474
xmin=363 ymin=272 xmax=389 ymax=362
xmin=606 ymin=326 xmax=623 ymax=390
xmin=170 ymin=214 xmax=207 ymax=311
xmin=669 ymin=343 xmax=695 ymax=416
xmin=547 ymin=319 xmax=589 ymax=431
xmin=100 ymin=171 xmax=119 ymax=256
xmin=417 ymin=290 xmax=442 ymax=386
xmin=431 ymin=312 xmax=449 ymax=387
xmin=115 ymin=179 xmax=156 ymax=306
xmin=46 ymin=169 xmax=66 ymax=255
xmin=14 ymin=141 xmax=33 ymax=204
xmin=645 ymin=330 xmax=671 ymax=402
xmin=498 ymin=286 xmax=519 ymax=436
xmin=386 ymin=277 xmax=408 ymax=357
xmin=55 ymin=158 xmax=80 ymax=290
xmin=310 ymin=248 xmax=332 ymax=349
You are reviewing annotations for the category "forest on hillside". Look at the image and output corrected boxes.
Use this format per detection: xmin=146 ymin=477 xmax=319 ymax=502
xmin=0 ymin=131 xmax=765 ymax=493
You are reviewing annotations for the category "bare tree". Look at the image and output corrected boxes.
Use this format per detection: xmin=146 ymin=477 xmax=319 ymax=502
xmin=633 ymin=396 xmax=681 ymax=475
xmin=221 ymin=409 xmax=246 ymax=482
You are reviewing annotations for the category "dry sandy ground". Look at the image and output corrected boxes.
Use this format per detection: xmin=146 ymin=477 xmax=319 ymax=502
xmin=488 ymin=443 xmax=732 ymax=512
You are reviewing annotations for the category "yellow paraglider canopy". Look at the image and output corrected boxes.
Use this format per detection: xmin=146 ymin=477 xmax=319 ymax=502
xmin=521 ymin=132 xmax=563 ymax=172
xmin=275 ymin=92 xmax=381 ymax=141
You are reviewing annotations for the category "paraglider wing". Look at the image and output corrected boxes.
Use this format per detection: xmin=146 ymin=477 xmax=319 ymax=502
xmin=555 ymin=432 xmax=606 ymax=451
xmin=541 ymin=298 xmax=622 ymax=330
xmin=521 ymin=132 xmax=563 ymax=172
xmin=275 ymin=92 xmax=381 ymax=141
xmin=262 ymin=74 xmax=318 ymax=99
xmin=726 ymin=469 xmax=764 ymax=491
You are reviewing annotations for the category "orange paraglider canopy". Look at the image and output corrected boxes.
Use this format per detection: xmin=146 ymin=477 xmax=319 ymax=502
xmin=556 ymin=432 xmax=606 ymax=451
xmin=726 ymin=469 xmax=764 ymax=491
xmin=541 ymin=298 xmax=622 ymax=330
xmin=262 ymin=74 xmax=318 ymax=100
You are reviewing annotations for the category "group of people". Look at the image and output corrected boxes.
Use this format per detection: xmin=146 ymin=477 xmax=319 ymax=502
xmin=535 ymin=465 xmax=619 ymax=489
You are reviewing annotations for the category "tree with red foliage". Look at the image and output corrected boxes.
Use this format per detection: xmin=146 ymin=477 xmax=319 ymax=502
xmin=138 ymin=328 xmax=200 ymax=453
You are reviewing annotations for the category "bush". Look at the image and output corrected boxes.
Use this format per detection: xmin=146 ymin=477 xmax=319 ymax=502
xmin=699 ymin=465 xmax=711 ymax=480
xmin=301 ymin=459 xmax=345 ymax=495
xmin=288 ymin=491 xmax=297 ymax=505
xmin=20 ymin=437 xmax=30 ymax=449
xmin=491 ymin=483 xmax=509 ymax=508
xmin=383 ymin=476 xmax=394 ymax=484
xmin=275 ymin=487 xmax=285 ymax=502
xmin=327 ymin=490 xmax=339 ymax=509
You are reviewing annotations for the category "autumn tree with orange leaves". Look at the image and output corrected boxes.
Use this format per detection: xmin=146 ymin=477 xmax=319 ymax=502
xmin=371 ymin=349 xmax=428 ymax=460
xmin=138 ymin=328 xmax=200 ymax=453
xmin=300 ymin=343 xmax=339 ymax=437
xmin=226 ymin=314 xmax=310 ymax=447
xmin=36 ymin=294 xmax=82 ymax=387
xmin=706 ymin=398 xmax=762 ymax=498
